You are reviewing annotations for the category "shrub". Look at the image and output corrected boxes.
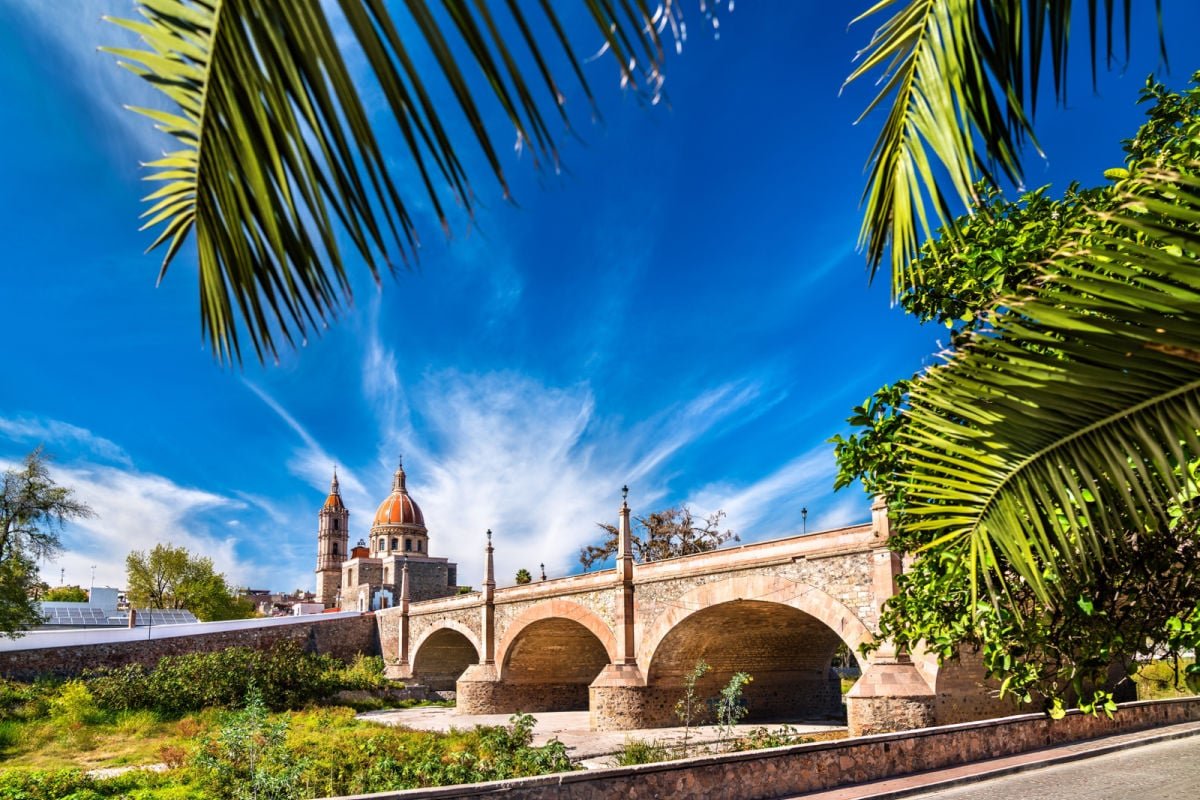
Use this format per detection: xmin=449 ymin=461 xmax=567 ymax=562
xmin=733 ymin=725 xmax=813 ymax=751
xmin=159 ymin=744 xmax=188 ymax=769
xmin=192 ymin=689 xmax=307 ymax=800
xmin=86 ymin=641 xmax=343 ymax=714
xmin=0 ymin=720 xmax=21 ymax=753
xmin=0 ymin=768 xmax=96 ymax=800
xmin=611 ymin=737 xmax=672 ymax=766
xmin=334 ymin=654 xmax=389 ymax=690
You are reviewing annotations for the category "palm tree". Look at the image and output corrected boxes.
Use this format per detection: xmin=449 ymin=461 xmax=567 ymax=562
xmin=105 ymin=0 xmax=685 ymax=363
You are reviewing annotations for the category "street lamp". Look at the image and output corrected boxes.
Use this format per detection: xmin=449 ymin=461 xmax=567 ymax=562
xmin=801 ymin=507 xmax=808 ymax=534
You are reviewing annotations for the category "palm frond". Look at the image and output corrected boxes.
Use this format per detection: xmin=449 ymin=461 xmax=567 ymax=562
xmin=106 ymin=0 xmax=681 ymax=363
xmin=845 ymin=0 xmax=1161 ymax=293
xmin=898 ymin=168 xmax=1200 ymax=608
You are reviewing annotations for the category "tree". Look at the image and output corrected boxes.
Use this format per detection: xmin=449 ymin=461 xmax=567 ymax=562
xmin=514 ymin=568 xmax=532 ymax=585
xmin=126 ymin=543 xmax=254 ymax=621
xmin=105 ymin=2 xmax=1158 ymax=361
xmin=833 ymin=76 xmax=1200 ymax=708
xmin=579 ymin=506 xmax=737 ymax=570
xmin=0 ymin=448 xmax=94 ymax=636
xmin=43 ymin=585 xmax=89 ymax=602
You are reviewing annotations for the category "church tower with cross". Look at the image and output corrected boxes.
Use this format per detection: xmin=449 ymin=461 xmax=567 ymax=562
xmin=316 ymin=458 xmax=460 ymax=610
xmin=314 ymin=469 xmax=350 ymax=607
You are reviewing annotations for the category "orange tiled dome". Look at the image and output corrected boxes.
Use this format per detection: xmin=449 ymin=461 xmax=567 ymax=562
xmin=372 ymin=463 xmax=425 ymax=528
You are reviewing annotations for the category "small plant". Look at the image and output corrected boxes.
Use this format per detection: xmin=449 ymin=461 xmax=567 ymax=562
xmin=734 ymin=724 xmax=812 ymax=751
xmin=713 ymin=671 xmax=753 ymax=751
xmin=612 ymin=737 xmax=672 ymax=766
xmin=192 ymin=687 xmax=308 ymax=800
xmin=159 ymin=743 xmax=188 ymax=769
xmin=673 ymin=659 xmax=710 ymax=758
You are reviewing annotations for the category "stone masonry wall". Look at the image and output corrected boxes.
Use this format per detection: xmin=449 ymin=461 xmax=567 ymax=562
xmin=633 ymin=554 xmax=875 ymax=655
xmin=377 ymin=598 xmax=482 ymax=670
xmin=0 ymin=614 xmax=379 ymax=680
xmin=330 ymin=697 xmax=1200 ymax=800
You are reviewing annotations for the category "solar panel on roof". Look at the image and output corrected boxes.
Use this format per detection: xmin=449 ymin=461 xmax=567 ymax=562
xmin=131 ymin=609 xmax=199 ymax=626
xmin=40 ymin=606 xmax=113 ymax=626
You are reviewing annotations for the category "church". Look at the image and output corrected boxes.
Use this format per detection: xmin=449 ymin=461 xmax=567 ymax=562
xmin=315 ymin=461 xmax=460 ymax=611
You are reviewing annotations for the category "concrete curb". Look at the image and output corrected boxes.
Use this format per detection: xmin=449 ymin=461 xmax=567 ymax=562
xmin=842 ymin=721 xmax=1200 ymax=800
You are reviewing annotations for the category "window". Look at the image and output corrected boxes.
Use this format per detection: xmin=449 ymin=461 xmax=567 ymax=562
xmin=332 ymin=542 xmax=339 ymax=555
xmin=392 ymin=537 xmax=399 ymax=551
xmin=405 ymin=539 xmax=412 ymax=552
xmin=333 ymin=519 xmax=339 ymax=531
xmin=417 ymin=540 xmax=423 ymax=552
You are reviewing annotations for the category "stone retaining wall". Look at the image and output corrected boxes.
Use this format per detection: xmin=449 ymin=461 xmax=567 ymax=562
xmin=324 ymin=696 xmax=1200 ymax=800
xmin=0 ymin=614 xmax=379 ymax=680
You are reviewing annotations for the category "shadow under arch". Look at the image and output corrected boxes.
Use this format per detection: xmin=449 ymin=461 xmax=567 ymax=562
xmin=494 ymin=599 xmax=616 ymax=712
xmin=638 ymin=574 xmax=875 ymax=722
xmin=411 ymin=620 xmax=481 ymax=691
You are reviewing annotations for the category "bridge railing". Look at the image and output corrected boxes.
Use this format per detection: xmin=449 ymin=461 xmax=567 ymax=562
xmin=634 ymin=522 xmax=875 ymax=581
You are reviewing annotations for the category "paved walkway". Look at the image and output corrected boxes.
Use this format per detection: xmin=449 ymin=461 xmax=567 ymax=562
xmin=780 ymin=720 xmax=1200 ymax=799
xmin=358 ymin=707 xmax=845 ymax=767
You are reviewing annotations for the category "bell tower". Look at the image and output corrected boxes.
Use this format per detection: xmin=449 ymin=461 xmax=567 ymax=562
xmin=316 ymin=468 xmax=350 ymax=607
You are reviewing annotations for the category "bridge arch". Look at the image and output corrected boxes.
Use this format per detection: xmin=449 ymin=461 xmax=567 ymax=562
xmin=639 ymin=574 xmax=874 ymax=721
xmin=411 ymin=621 xmax=481 ymax=691
xmin=495 ymin=599 xmax=616 ymax=711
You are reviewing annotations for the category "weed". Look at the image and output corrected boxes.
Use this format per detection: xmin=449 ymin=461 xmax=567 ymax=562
xmin=611 ymin=737 xmax=672 ymax=766
xmin=713 ymin=672 xmax=753 ymax=750
xmin=673 ymin=659 xmax=710 ymax=757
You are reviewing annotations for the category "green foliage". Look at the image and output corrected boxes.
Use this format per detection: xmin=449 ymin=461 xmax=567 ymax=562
xmin=0 ymin=767 xmax=179 ymax=800
xmin=611 ymin=737 xmax=672 ymax=766
xmin=514 ymin=568 xmax=532 ymax=585
xmin=713 ymin=672 xmax=753 ymax=749
xmin=193 ymin=689 xmax=307 ymax=800
xmin=105 ymin=0 xmax=678 ymax=363
xmin=0 ymin=449 xmax=93 ymax=636
xmin=732 ymin=725 xmax=814 ymax=752
xmin=85 ymin=641 xmax=371 ymax=714
xmin=581 ymin=507 xmax=738 ymax=570
xmin=845 ymin=0 xmax=1161 ymax=289
xmin=42 ymin=585 xmax=88 ymax=603
xmin=673 ymin=659 xmax=709 ymax=758
xmin=336 ymin=654 xmax=389 ymax=691
xmin=286 ymin=708 xmax=573 ymax=795
xmin=125 ymin=543 xmax=254 ymax=621
xmin=836 ymin=73 xmax=1200 ymax=714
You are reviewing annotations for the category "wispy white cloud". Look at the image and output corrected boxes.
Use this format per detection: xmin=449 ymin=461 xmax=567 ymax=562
xmin=7 ymin=0 xmax=172 ymax=162
xmin=0 ymin=416 xmax=131 ymax=467
xmin=242 ymin=381 xmax=372 ymax=515
xmin=686 ymin=445 xmax=868 ymax=540
xmin=0 ymin=451 xmax=301 ymax=595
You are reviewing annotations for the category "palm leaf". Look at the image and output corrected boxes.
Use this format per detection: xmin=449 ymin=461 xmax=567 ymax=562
xmin=898 ymin=168 xmax=1200 ymax=609
xmin=845 ymin=0 xmax=1162 ymax=293
xmin=105 ymin=0 xmax=680 ymax=363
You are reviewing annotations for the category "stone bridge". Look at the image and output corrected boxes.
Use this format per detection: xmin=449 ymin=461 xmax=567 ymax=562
xmin=376 ymin=499 xmax=1009 ymax=736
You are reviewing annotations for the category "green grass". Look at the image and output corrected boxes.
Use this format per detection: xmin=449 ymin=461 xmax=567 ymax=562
xmin=0 ymin=677 xmax=573 ymax=799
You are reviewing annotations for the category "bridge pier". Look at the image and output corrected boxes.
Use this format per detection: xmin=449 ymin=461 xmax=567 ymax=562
xmin=845 ymin=651 xmax=936 ymax=736
xmin=589 ymin=664 xmax=652 ymax=730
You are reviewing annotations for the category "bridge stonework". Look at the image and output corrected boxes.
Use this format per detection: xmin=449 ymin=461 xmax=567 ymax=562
xmin=375 ymin=500 xmax=1011 ymax=736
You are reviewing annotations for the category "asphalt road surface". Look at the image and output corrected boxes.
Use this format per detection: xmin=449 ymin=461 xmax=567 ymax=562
xmin=904 ymin=734 xmax=1200 ymax=800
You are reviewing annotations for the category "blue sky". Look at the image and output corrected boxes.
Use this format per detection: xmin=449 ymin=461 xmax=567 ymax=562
xmin=0 ymin=1 xmax=1193 ymax=594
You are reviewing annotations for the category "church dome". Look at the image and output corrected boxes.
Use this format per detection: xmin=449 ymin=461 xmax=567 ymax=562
xmin=372 ymin=462 xmax=425 ymax=528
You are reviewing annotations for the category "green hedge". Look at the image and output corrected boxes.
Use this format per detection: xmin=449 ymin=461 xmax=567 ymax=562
xmin=84 ymin=642 xmax=381 ymax=714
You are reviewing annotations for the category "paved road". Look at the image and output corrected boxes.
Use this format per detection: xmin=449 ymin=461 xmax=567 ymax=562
xmin=904 ymin=734 xmax=1200 ymax=800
